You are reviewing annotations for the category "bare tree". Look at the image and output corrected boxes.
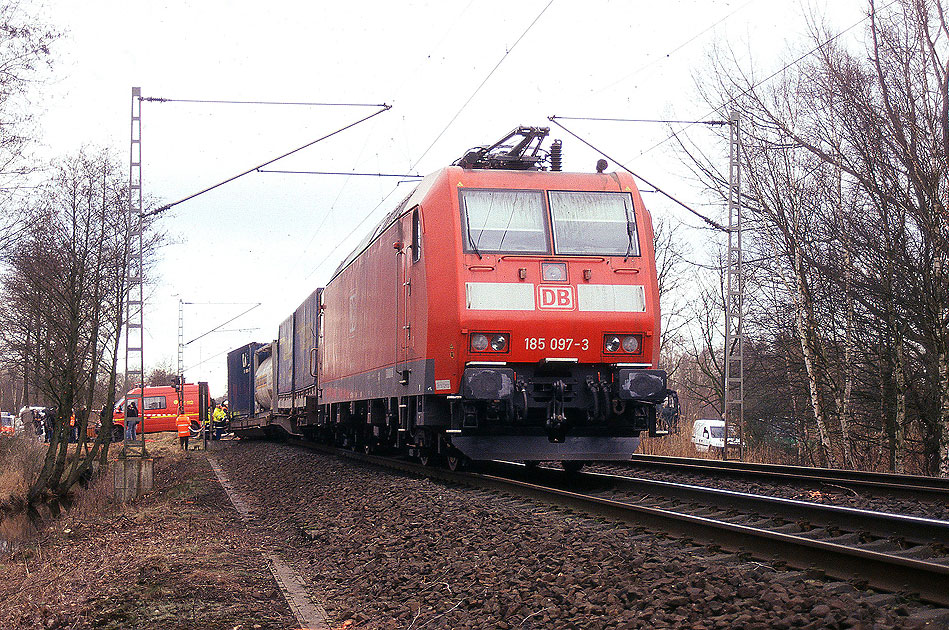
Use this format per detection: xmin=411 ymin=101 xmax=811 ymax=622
xmin=769 ymin=1 xmax=949 ymax=474
xmin=0 ymin=1 xmax=58 ymax=248
xmin=678 ymin=273 xmax=726 ymax=420
xmin=675 ymin=0 xmax=949 ymax=474
xmin=653 ymin=216 xmax=693 ymax=388
xmin=0 ymin=148 xmax=160 ymax=502
xmin=146 ymin=360 xmax=178 ymax=387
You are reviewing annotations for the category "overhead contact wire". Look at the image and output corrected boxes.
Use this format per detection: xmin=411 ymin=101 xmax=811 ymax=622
xmin=142 ymin=105 xmax=392 ymax=217
xmin=303 ymin=0 xmax=556 ymax=281
xmin=633 ymin=0 xmax=900 ymax=160
xmin=410 ymin=0 xmax=556 ymax=171
xmin=185 ymin=303 xmax=261 ymax=346
xmin=549 ymin=117 xmax=729 ymax=232
xmin=258 ymin=169 xmax=423 ymax=178
xmin=552 ymin=116 xmax=728 ymax=125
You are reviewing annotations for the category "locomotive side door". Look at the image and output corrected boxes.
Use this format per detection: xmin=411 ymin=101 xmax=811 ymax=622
xmin=397 ymin=206 xmax=421 ymax=386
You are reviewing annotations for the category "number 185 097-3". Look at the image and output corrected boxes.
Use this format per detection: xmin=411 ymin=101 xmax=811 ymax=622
xmin=524 ymin=338 xmax=589 ymax=351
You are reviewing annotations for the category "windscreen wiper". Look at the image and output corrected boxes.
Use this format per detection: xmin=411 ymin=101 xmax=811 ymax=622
xmin=623 ymin=207 xmax=635 ymax=262
xmin=464 ymin=206 xmax=483 ymax=260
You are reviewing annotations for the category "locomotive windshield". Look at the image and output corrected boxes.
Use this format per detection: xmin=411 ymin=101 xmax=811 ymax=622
xmin=460 ymin=189 xmax=547 ymax=253
xmin=459 ymin=188 xmax=640 ymax=256
xmin=549 ymin=191 xmax=639 ymax=256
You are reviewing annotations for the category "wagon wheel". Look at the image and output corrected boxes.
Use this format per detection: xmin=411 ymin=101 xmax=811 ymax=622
xmin=446 ymin=453 xmax=467 ymax=472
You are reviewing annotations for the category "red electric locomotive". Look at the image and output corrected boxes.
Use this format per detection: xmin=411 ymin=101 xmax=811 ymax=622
xmin=229 ymin=127 xmax=676 ymax=469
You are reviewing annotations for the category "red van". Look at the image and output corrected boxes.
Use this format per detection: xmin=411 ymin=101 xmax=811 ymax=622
xmin=90 ymin=384 xmax=207 ymax=441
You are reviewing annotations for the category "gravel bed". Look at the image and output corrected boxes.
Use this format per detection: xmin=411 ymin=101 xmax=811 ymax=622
xmin=587 ymin=463 xmax=949 ymax=521
xmin=216 ymin=440 xmax=949 ymax=629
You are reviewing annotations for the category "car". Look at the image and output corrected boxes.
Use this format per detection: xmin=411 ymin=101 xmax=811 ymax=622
xmin=87 ymin=383 xmax=208 ymax=441
xmin=0 ymin=412 xmax=15 ymax=436
xmin=692 ymin=419 xmax=725 ymax=453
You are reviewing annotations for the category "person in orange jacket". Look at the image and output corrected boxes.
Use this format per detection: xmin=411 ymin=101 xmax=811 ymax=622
xmin=176 ymin=414 xmax=191 ymax=451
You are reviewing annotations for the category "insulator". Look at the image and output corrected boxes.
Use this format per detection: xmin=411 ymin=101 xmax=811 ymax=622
xmin=550 ymin=140 xmax=563 ymax=171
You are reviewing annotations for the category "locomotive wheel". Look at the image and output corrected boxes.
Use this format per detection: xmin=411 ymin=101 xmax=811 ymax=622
xmin=446 ymin=454 xmax=467 ymax=472
xmin=561 ymin=461 xmax=584 ymax=473
xmin=419 ymin=452 xmax=437 ymax=467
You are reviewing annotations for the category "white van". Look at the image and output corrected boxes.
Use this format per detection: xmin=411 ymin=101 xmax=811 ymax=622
xmin=692 ymin=419 xmax=726 ymax=453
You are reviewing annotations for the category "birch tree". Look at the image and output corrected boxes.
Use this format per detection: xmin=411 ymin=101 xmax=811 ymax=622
xmin=677 ymin=0 xmax=949 ymax=474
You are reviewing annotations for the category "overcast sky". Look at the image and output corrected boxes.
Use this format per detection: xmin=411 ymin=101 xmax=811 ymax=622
xmin=30 ymin=0 xmax=863 ymax=396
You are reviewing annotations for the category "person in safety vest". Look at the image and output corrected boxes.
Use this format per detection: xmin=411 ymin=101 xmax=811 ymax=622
xmin=176 ymin=414 xmax=191 ymax=450
xmin=204 ymin=400 xmax=215 ymax=440
xmin=211 ymin=403 xmax=227 ymax=441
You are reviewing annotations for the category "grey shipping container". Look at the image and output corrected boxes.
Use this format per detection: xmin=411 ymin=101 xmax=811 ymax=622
xmin=227 ymin=342 xmax=262 ymax=419
xmin=292 ymin=287 xmax=322 ymax=394
xmin=277 ymin=315 xmax=294 ymax=399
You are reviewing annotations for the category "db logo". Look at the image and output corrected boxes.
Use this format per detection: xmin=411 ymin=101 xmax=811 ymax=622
xmin=538 ymin=285 xmax=575 ymax=310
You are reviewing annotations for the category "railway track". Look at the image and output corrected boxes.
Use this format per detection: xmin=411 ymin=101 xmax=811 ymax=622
xmin=288 ymin=439 xmax=949 ymax=607
xmin=612 ymin=454 xmax=949 ymax=499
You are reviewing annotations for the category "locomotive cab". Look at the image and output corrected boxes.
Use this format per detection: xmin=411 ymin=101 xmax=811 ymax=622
xmin=447 ymin=172 xmax=674 ymax=461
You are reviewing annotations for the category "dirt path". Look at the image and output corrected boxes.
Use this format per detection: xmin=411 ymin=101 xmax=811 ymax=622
xmin=0 ymin=435 xmax=298 ymax=629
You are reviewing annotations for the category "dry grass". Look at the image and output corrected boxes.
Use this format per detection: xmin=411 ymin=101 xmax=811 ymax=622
xmin=640 ymin=419 xmax=796 ymax=465
xmin=71 ymin=432 xmax=185 ymax=520
xmin=0 ymin=431 xmax=186 ymax=541
xmin=0 ymin=434 xmax=295 ymax=629
xmin=0 ymin=434 xmax=46 ymax=511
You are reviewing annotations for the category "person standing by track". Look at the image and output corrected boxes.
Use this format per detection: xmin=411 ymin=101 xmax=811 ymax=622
xmin=176 ymin=413 xmax=191 ymax=450
xmin=125 ymin=401 xmax=139 ymax=441
xmin=211 ymin=402 xmax=227 ymax=441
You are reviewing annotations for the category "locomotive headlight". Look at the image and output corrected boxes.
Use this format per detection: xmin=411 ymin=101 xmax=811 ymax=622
xmin=490 ymin=334 xmax=509 ymax=351
xmin=604 ymin=335 xmax=621 ymax=352
xmin=470 ymin=332 xmax=509 ymax=353
xmin=470 ymin=333 xmax=490 ymax=352
xmin=622 ymin=334 xmax=642 ymax=354
xmin=542 ymin=262 xmax=567 ymax=282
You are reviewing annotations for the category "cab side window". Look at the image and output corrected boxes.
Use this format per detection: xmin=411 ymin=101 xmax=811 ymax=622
xmin=411 ymin=207 xmax=421 ymax=263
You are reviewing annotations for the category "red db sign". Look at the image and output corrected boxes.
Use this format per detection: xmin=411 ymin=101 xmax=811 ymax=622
xmin=538 ymin=285 xmax=575 ymax=310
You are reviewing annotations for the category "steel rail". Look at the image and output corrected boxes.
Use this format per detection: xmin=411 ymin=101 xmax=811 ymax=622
xmin=286 ymin=440 xmax=949 ymax=606
xmin=621 ymin=454 xmax=949 ymax=498
xmin=578 ymin=470 xmax=949 ymax=543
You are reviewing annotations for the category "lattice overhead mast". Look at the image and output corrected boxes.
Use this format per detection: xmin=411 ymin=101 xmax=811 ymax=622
xmin=723 ymin=110 xmax=743 ymax=461
xmin=123 ymin=87 xmax=146 ymax=454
